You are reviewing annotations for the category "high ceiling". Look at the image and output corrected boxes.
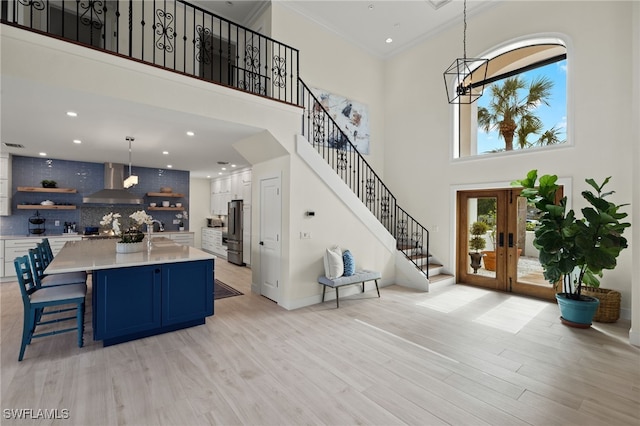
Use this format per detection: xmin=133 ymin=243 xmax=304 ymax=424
xmin=1 ymin=0 xmax=495 ymax=179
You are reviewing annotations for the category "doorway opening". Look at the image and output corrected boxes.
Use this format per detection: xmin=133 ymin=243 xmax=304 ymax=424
xmin=456 ymin=188 xmax=557 ymax=301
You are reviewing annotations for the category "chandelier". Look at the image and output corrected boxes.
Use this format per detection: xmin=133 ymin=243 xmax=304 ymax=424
xmin=443 ymin=0 xmax=488 ymax=104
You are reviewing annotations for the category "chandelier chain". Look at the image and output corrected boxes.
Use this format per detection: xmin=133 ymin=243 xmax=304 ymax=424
xmin=463 ymin=0 xmax=467 ymax=60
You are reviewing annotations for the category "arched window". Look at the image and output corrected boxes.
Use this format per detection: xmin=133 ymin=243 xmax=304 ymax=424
xmin=455 ymin=37 xmax=568 ymax=158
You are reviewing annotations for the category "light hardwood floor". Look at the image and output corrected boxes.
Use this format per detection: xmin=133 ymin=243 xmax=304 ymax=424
xmin=1 ymin=260 xmax=639 ymax=425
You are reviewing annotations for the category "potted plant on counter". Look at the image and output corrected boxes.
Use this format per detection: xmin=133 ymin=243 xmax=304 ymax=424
xmin=469 ymin=221 xmax=490 ymax=273
xmin=512 ymin=170 xmax=630 ymax=327
xmin=176 ymin=210 xmax=188 ymax=231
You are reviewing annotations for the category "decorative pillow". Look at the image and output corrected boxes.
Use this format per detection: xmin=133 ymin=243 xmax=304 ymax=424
xmin=323 ymin=245 xmax=343 ymax=279
xmin=342 ymin=250 xmax=355 ymax=276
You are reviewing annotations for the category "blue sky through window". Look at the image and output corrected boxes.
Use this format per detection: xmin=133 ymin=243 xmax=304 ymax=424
xmin=476 ymin=60 xmax=567 ymax=153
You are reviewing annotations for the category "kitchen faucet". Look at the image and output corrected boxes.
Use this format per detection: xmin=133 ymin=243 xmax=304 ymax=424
xmin=151 ymin=219 xmax=164 ymax=232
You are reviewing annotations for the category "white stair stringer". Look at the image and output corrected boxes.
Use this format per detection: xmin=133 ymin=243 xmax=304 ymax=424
xmin=395 ymin=251 xmax=429 ymax=291
xmin=297 ymin=135 xmax=429 ymax=291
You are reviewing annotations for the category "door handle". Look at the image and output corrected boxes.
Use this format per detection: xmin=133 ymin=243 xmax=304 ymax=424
xmin=508 ymin=233 xmax=514 ymax=248
xmin=259 ymin=241 xmax=264 ymax=246
xmin=499 ymin=232 xmax=504 ymax=248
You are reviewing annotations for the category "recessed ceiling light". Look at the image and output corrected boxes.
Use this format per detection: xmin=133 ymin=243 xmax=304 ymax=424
xmin=186 ymin=131 xmax=195 ymax=136
xmin=167 ymin=164 xmax=173 ymax=168
xmin=218 ymin=172 xmax=223 ymax=175
xmin=66 ymin=111 xmax=77 ymax=117
xmin=386 ymin=38 xmax=393 ymax=44
xmin=39 ymin=152 xmax=47 ymax=156
xmin=162 ymin=151 xmax=169 ymax=155
xmin=221 ymin=167 xmax=227 ymax=171
xmin=73 ymin=139 xmax=82 ymax=144
xmin=206 ymin=175 xmax=211 ymax=178
xmin=368 ymin=4 xmax=374 ymax=10
xmin=231 ymin=164 xmax=236 ymax=168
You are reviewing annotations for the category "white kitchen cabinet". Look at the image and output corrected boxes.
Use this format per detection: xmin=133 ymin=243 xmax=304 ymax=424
xmin=230 ymin=172 xmax=242 ymax=199
xmin=242 ymin=204 xmax=251 ymax=265
xmin=201 ymin=228 xmax=215 ymax=252
xmin=211 ymin=177 xmax=230 ymax=194
xmin=0 ymin=153 xmax=11 ymax=216
xmin=201 ymin=227 xmax=226 ymax=258
xmin=151 ymin=231 xmax=194 ymax=247
xmin=167 ymin=232 xmax=194 ymax=247
xmin=210 ymin=192 xmax=230 ymax=216
xmin=2 ymin=235 xmax=82 ymax=278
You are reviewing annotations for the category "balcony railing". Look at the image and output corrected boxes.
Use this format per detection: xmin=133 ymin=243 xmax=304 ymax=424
xmin=1 ymin=0 xmax=299 ymax=104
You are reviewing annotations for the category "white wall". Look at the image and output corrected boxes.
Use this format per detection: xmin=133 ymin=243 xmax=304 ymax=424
xmin=189 ymin=177 xmax=211 ymax=248
xmin=383 ymin=1 xmax=635 ymax=317
xmin=630 ymin=0 xmax=640 ymax=346
xmin=270 ymin=3 xmax=386 ymax=174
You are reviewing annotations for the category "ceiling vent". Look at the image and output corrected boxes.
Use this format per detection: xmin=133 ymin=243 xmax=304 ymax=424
xmin=2 ymin=142 xmax=25 ymax=148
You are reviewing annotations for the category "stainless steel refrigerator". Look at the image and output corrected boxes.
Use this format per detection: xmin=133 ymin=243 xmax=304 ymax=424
xmin=227 ymin=199 xmax=244 ymax=265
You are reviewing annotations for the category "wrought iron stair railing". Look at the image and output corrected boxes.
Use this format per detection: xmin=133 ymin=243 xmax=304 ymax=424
xmin=1 ymin=0 xmax=299 ymax=104
xmin=299 ymin=80 xmax=430 ymax=278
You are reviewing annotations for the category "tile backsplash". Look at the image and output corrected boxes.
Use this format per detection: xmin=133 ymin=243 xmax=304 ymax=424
xmin=1 ymin=156 xmax=189 ymax=236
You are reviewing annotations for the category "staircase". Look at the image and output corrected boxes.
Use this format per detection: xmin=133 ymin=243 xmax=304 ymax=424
xmin=299 ymin=80 xmax=453 ymax=286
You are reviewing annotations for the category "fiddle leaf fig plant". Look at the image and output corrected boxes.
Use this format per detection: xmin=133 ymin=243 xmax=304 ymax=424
xmin=512 ymin=170 xmax=630 ymax=300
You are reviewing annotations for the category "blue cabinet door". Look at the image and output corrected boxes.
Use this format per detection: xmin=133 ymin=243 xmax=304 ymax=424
xmin=93 ymin=265 xmax=162 ymax=340
xmin=162 ymin=259 xmax=214 ymax=326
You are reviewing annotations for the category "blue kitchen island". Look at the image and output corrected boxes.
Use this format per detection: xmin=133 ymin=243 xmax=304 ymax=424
xmin=46 ymin=237 xmax=215 ymax=346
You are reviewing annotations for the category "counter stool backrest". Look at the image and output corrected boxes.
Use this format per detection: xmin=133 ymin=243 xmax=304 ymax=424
xmin=14 ymin=255 xmax=38 ymax=299
xmin=28 ymin=248 xmax=48 ymax=288
xmin=40 ymin=238 xmax=54 ymax=267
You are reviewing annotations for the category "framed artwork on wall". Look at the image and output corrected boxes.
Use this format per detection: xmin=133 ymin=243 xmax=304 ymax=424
xmin=312 ymin=88 xmax=370 ymax=155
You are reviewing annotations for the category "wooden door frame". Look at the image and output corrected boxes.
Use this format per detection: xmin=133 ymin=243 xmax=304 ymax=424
xmin=456 ymin=183 xmax=568 ymax=301
xmin=456 ymin=189 xmax=508 ymax=292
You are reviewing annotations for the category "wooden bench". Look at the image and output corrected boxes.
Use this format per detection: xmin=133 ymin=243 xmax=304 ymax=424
xmin=318 ymin=270 xmax=381 ymax=308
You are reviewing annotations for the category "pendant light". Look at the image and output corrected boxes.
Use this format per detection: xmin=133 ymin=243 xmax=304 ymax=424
xmin=123 ymin=136 xmax=139 ymax=188
xmin=443 ymin=0 xmax=488 ymax=104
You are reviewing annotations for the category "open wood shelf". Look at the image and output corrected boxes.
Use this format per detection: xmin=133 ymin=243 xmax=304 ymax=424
xmin=17 ymin=186 xmax=77 ymax=193
xmin=146 ymin=192 xmax=184 ymax=197
xmin=148 ymin=207 xmax=184 ymax=211
xmin=17 ymin=205 xmax=76 ymax=210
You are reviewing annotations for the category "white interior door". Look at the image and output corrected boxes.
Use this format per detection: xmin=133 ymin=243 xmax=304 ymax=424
xmin=259 ymin=176 xmax=281 ymax=302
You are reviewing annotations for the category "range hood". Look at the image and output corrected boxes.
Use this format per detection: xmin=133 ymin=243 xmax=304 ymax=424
xmin=82 ymin=163 xmax=144 ymax=205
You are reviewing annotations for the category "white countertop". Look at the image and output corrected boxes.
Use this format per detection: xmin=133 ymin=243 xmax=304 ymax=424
xmin=0 ymin=231 xmax=194 ymax=240
xmin=46 ymin=237 xmax=214 ymax=274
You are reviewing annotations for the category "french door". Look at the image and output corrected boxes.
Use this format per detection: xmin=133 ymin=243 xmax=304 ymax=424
xmin=456 ymin=189 xmax=556 ymax=301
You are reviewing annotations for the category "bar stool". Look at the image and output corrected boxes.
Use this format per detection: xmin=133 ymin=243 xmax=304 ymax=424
xmin=14 ymin=255 xmax=86 ymax=361
xmin=30 ymin=245 xmax=86 ymax=287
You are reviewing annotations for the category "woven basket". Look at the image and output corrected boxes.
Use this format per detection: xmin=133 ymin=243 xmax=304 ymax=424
xmin=580 ymin=287 xmax=621 ymax=323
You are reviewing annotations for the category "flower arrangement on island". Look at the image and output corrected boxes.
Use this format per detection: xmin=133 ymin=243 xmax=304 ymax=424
xmin=101 ymin=210 xmax=154 ymax=243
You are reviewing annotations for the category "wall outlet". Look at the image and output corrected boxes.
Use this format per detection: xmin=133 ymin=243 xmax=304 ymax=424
xmin=300 ymin=231 xmax=311 ymax=239
xmin=172 ymin=219 xmax=180 ymax=224
xmin=54 ymin=220 xmax=60 ymax=226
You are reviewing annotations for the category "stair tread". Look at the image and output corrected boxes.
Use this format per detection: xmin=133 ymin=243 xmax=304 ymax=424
xmin=407 ymin=253 xmax=430 ymax=261
xmin=428 ymin=273 xmax=454 ymax=283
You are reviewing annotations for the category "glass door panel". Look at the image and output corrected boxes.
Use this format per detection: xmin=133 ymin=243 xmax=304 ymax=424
xmin=510 ymin=191 xmax=556 ymax=300
xmin=457 ymin=191 xmax=506 ymax=292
